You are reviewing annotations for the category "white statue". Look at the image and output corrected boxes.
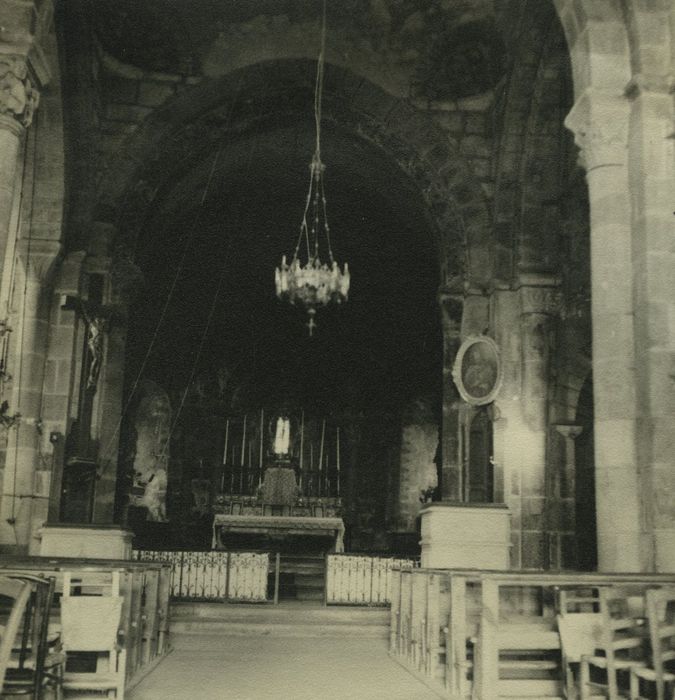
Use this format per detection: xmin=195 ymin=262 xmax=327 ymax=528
xmin=274 ymin=416 xmax=290 ymax=455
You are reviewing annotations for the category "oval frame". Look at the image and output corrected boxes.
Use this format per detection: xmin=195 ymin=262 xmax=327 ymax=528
xmin=452 ymin=334 xmax=502 ymax=406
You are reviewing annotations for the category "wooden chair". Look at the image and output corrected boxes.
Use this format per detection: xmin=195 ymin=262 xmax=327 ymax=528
xmin=630 ymin=587 xmax=675 ymax=700
xmin=579 ymin=588 xmax=648 ymax=699
xmin=556 ymin=586 xmax=605 ymax=699
xmin=3 ymin=574 xmax=64 ymax=700
xmin=0 ymin=577 xmax=32 ymax=694
xmin=60 ymin=572 xmax=126 ymax=700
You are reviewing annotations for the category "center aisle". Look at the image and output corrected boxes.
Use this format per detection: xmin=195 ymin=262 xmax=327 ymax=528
xmin=129 ymin=635 xmax=441 ymax=699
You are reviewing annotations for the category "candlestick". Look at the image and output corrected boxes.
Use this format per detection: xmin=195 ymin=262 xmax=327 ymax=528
xmin=259 ymin=409 xmax=264 ymax=469
xmin=325 ymin=452 xmax=329 ymax=495
xmin=336 ymin=426 xmax=341 ymax=496
xmin=318 ymin=418 xmax=326 ymax=471
xmin=299 ymin=410 xmax=305 ymax=470
xmin=222 ymin=419 xmax=230 ymax=465
xmin=258 ymin=410 xmax=264 ymax=487
xmin=240 ymin=414 xmax=247 ymax=468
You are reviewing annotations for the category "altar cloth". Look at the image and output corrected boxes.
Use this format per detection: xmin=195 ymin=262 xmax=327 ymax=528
xmin=212 ymin=514 xmax=345 ymax=552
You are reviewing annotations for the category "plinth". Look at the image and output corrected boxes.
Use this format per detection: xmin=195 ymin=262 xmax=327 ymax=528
xmin=37 ymin=523 xmax=134 ymax=560
xmin=419 ymin=502 xmax=511 ymax=569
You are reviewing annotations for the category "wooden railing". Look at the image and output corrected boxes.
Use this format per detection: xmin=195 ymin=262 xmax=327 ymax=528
xmin=389 ymin=567 xmax=675 ymax=699
xmin=0 ymin=556 xmax=172 ymax=690
xmin=133 ymin=550 xmax=271 ymax=602
xmin=325 ymin=554 xmax=417 ymax=606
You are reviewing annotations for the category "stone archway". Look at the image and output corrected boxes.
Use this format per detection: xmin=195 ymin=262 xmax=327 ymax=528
xmin=82 ymin=60 xmax=496 ymax=534
xmin=94 ymin=61 xmax=493 ymax=290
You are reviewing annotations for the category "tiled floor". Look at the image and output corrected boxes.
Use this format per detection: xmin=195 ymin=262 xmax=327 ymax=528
xmin=129 ymin=635 xmax=441 ymax=700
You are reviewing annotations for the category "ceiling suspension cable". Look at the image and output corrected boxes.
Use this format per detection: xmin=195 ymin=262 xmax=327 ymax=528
xmin=274 ymin=0 xmax=350 ymax=336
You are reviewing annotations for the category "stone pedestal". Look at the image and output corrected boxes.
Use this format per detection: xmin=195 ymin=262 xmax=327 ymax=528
xmin=419 ymin=502 xmax=511 ymax=569
xmin=37 ymin=523 xmax=133 ymax=560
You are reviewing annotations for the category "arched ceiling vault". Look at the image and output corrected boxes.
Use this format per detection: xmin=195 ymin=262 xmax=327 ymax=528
xmin=492 ymin=0 xmax=576 ymax=283
xmin=96 ymin=61 xmax=494 ymax=291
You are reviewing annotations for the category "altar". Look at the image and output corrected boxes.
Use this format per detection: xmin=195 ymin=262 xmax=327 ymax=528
xmin=212 ymin=514 xmax=345 ymax=552
xmin=208 ymin=413 xmax=345 ymax=556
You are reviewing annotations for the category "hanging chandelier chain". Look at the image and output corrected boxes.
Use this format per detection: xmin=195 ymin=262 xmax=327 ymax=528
xmin=294 ymin=162 xmax=315 ymax=261
xmin=319 ymin=173 xmax=334 ymax=264
xmin=274 ymin=0 xmax=350 ymax=336
xmin=313 ymin=0 xmax=326 ymax=166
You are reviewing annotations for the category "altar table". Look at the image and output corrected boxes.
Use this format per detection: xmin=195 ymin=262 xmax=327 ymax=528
xmin=212 ymin=514 xmax=345 ymax=552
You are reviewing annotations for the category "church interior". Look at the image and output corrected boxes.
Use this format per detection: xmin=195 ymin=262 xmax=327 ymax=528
xmin=0 ymin=1 xmax=673 ymax=698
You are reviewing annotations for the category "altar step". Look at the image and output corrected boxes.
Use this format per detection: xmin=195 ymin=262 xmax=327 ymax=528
xmin=170 ymin=602 xmax=390 ymax=641
xmin=278 ymin=555 xmax=325 ymax=601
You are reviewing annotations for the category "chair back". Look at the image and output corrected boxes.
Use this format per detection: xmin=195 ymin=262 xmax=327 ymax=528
xmin=0 ymin=577 xmax=32 ymax=690
xmin=598 ymin=588 xmax=647 ymax=696
xmin=645 ymin=587 xmax=675 ymax=700
xmin=60 ymin=596 xmax=123 ymax=652
xmin=557 ymin=613 xmax=604 ymax=663
xmin=10 ymin=575 xmax=56 ymax=671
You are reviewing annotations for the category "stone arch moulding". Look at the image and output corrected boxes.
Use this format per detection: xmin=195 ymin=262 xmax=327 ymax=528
xmin=92 ymin=60 xmax=494 ymax=291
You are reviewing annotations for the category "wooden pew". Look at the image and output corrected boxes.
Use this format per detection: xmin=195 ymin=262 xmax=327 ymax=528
xmin=0 ymin=556 xmax=172 ymax=693
xmin=388 ymin=567 xmax=675 ymax=699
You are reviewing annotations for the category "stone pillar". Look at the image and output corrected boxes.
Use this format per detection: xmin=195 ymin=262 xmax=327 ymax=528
xmin=565 ymin=92 xmax=643 ymax=571
xmin=44 ymin=251 xmax=87 ymax=521
xmin=0 ymin=7 xmax=48 ymax=551
xmin=626 ymin=72 xmax=675 ymax=572
xmin=439 ymin=288 xmax=463 ymax=500
xmin=516 ymin=276 xmax=560 ymax=568
xmin=0 ymin=58 xmax=40 ymax=284
xmin=0 ymin=239 xmax=60 ymax=552
xmin=550 ymin=424 xmax=583 ymax=569
xmin=492 ymin=286 xmax=519 ymax=547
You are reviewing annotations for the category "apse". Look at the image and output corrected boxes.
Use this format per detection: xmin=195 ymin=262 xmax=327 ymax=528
xmin=120 ymin=115 xmax=442 ymax=547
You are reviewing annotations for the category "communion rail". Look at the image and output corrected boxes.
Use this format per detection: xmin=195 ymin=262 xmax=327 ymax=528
xmin=325 ymin=554 xmax=417 ymax=606
xmin=389 ymin=567 xmax=675 ymax=699
xmin=133 ymin=550 xmax=274 ymax=603
xmin=0 ymin=555 xmax=172 ymax=690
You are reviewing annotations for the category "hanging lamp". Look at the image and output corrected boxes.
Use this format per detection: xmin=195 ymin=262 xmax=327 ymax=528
xmin=274 ymin=0 xmax=349 ymax=336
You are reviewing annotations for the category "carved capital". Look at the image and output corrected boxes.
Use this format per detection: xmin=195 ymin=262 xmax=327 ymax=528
xmin=564 ymin=91 xmax=629 ymax=171
xmin=519 ymin=281 xmax=563 ymax=316
xmin=17 ymin=238 xmax=61 ymax=284
xmin=554 ymin=424 xmax=583 ymax=440
xmin=0 ymin=55 xmax=40 ymax=129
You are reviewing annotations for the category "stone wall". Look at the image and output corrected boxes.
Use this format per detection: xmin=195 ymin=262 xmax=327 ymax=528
xmin=395 ymin=398 xmax=439 ymax=533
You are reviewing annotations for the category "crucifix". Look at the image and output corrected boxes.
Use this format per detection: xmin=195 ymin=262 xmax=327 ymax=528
xmin=61 ymin=273 xmax=115 ymax=460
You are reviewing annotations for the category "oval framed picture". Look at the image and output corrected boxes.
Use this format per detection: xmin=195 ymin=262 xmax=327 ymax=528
xmin=452 ymin=335 xmax=502 ymax=405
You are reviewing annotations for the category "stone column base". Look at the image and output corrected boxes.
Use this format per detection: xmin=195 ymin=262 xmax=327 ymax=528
xmin=419 ymin=502 xmax=511 ymax=569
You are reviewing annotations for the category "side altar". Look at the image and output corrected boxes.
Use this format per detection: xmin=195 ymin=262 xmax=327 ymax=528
xmin=209 ymin=414 xmax=345 ymax=554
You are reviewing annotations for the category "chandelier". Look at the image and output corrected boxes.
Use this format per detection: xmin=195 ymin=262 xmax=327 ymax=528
xmin=274 ymin=0 xmax=349 ymax=336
